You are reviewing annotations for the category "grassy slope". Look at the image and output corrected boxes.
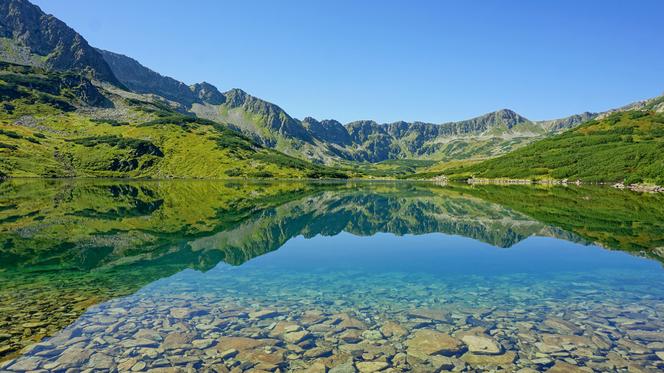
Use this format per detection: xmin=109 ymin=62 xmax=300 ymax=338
xmin=442 ymin=108 xmax=664 ymax=184
xmin=0 ymin=62 xmax=346 ymax=179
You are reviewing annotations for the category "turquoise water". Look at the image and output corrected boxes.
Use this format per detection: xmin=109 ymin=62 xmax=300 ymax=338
xmin=1 ymin=180 xmax=663 ymax=372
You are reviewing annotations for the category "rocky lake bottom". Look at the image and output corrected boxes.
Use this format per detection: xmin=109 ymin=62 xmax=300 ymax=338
xmin=1 ymin=180 xmax=664 ymax=372
xmin=2 ymin=233 xmax=664 ymax=373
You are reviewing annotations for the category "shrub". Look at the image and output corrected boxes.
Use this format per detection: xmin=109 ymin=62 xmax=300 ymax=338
xmin=624 ymin=175 xmax=643 ymax=185
xmin=224 ymin=168 xmax=243 ymax=177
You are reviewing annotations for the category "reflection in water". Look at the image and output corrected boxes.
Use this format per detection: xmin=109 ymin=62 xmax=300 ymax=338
xmin=0 ymin=179 xmax=663 ymax=371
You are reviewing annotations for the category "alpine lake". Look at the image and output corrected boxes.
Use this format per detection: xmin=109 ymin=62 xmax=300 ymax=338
xmin=0 ymin=179 xmax=663 ymax=373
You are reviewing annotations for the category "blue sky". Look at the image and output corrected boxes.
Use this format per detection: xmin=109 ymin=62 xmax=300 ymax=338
xmin=32 ymin=0 xmax=664 ymax=123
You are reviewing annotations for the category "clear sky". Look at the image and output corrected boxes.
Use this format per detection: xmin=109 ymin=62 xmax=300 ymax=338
xmin=32 ymin=0 xmax=664 ymax=124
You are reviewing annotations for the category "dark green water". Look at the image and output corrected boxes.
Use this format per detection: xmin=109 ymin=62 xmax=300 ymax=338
xmin=0 ymin=179 xmax=663 ymax=372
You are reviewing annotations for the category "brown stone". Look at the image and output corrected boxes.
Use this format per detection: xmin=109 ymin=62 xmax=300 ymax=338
xmin=406 ymin=329 xmax=464 ymax=359
xmin=461 ymin=351 xmax=516 ymax=366
xmin=546 ymin=361 xmax=590 ymax=373
xmin=380 ymin=321 xmax=408 ymax=338
xmin=216 ymin=336 xmax=278 ymax=352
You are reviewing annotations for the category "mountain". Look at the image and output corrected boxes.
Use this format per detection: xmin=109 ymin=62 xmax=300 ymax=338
xmin=441 ymin=96 xmax=664 ymax=184
xmin=90 ymin=33 xmax=600 ymax=164
xmin=0 ymin=61 xmax=346 ymax=179
xmin=195 ymin=92 xmax=599 ymax=163
xmin=2 ymin=0 xmax=659 ymax=177
xmin=0 ymin=0 xmax=122 ymax=86
xmin=97 ymin=49 xmax=225 ymax=107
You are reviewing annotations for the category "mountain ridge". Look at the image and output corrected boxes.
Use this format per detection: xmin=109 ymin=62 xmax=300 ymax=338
xmin=0 ymin=0 xmax=123 ymax=86
xmin=2 ymin=0 xmax=662 ymax=173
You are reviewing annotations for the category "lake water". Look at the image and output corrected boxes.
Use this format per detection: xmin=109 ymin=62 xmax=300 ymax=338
xmin=0 ymin=179 xmax=663 ymax=372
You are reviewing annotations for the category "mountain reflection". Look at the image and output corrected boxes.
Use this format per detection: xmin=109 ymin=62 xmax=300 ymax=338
xmin=0 ymin=179 xmax=663 ymax=360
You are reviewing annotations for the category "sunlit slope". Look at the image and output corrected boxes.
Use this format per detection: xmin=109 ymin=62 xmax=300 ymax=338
xmin=0 ymin=62 xmax=346 ymax=179
xmin=442 ymin=106 xmax=664 ymax=184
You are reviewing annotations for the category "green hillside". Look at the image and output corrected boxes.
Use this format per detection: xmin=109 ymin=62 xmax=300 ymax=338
xmin=0 ymin=62 xmax=346 ymax=179
xmin=442 ymin=107 xmax=664 ymax=185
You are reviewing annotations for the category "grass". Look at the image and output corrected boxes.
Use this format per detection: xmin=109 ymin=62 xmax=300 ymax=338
xmin=443 ymin=111 xmax=664 ymax=184
xmin=0 ymin=61 xmax=348 ymax=180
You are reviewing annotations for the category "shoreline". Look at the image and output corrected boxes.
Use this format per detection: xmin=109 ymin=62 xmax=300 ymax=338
xmin=463 ymin=177 xmax=664 ymax=193
xmin=2 ymin=175 xmax=663 ymax=193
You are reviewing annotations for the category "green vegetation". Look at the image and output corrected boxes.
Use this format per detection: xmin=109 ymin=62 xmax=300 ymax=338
xmin=332 ymin=159 xmax=436 ymax=179
xmin=443 ymin=110 xmax=664 ymax=184
xmin=0 ymin=62 xmax=347 ymax=179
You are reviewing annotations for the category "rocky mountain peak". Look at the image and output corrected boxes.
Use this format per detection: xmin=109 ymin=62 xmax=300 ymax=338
xmin=223 ymin=88 xmax=250 ymax=107
xmin=0 ymin=0 xmax=122 ymax=86
xmin=189 ymin=82 xmax=225 ymax=105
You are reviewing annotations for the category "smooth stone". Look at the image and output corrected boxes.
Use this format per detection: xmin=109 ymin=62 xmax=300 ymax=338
xmin=303 ymin=347 xmax=333 ymax=358
xmin=380 ymin=321 xmax=408 ymax=338
xmin=543 ymin=318 xmax=582 ymax=335
xmin=406 ymin=329 xmax=464 ymax=359
xmin=340 ymin=330 xmax=363 ymax=343
xmin=461 ymin=335 xmax=503 ymax=355
xmin=361 ymin=330 xmax=384 ymax=341
xmin=269 ymin=321 xmax=301 ymax=337
xmin=220 ymin=348 xmax=238 ymax=359
xmin=134 ymin=328 xmax=162 ymax=341
xmin=302 ymin=362 xmax=328 ymax=373
xmin=356 ymin=361 xmax=388 ymax=372
xmin=192 ymin=338 xmax=215 ymax=349
xmin=656 ymin=351 xmax=664 ymax=361
xmin=169 ymin=308 xmax=193 ymax=319
xmin=284 ymin=331 xmax=311 ymax=344
xmin=460 ymin=351 xmax=516 ymax=366
xmin=8 ymin=357 xmax=41 ymax=371
xmin=55 ymin=347 xmax=92 ymax=368
xmin=545 ymin=361 xmax=590 ymax=372
xmin=329 ymin=361 xmax=357 ymax=373
xmin=161 ymin=332 xmax=195 ymax=350
xmin=89 ymin=353 xmax=115 ymax=370
xmin=132 ymin=361 xmax=148 ymax=371
xmin=249 ymin=310 xmax=279 ymax=319
xmin=428 ymin=355 xmax=456 ymax=370
xmin=216 ymin=336 xmax=278 ymax=352
xmin=121 ymin=338 xmax=159 ymax=348
xmin=147 ymin=367 xmax=187 ymax=373
xmin=337 ymin=314 xmax=367 ymax=330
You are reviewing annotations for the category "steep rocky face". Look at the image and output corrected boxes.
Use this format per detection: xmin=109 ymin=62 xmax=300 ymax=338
xmin=0 ymin=0 xmax=122 ymax=86
xmin=97 ymin=49 xmax=194 ymax=104
xmin=190 ymin=82 xmax=225 ymax=105
xmin=222 ymin=88 xmax=313 ymax=142
xmin=438 ymin=109 xmax=530 ymax=134
xmin=98 ymin=49 xmax=225 ymax=107
xmin=302 ymin=117 xmax=351 ymax=146
xmin=537 ymin=112 xmax=597 ymax=132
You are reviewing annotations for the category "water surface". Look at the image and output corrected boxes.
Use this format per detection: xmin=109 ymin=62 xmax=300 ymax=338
xmin=0 ymin=180 xmax=663 ymax=372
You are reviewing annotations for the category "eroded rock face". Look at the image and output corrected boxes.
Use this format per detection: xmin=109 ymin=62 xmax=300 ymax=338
xmin=0 ymin=0 xmax=121 ymax=85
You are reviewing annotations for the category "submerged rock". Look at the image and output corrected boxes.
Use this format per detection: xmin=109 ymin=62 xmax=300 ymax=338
xmin=406 ymin=329 xmax=464 ymax=359
xmin=461 ymin=351 xmax=516 ymax=366
xmin=461 ymin=335 xmax=503 ymax=355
